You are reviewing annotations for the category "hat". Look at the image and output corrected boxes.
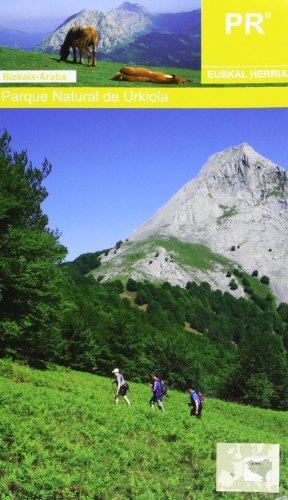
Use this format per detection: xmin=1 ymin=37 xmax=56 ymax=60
xmin=112 ymin=368 xmax=119 ymax=374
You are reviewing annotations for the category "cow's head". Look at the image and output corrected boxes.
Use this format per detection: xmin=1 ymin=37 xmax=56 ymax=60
xmin=59 ymin=44 xmax=70 ymax=61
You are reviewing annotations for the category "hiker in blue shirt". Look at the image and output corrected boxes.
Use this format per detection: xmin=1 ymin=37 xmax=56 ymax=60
xmin=149 ymin=373 xmax=164 ymax=411
xmin=188 ymin=387 xmax=203 ymax=419
xmin=112 ymin=368 xmax=131 ymax=406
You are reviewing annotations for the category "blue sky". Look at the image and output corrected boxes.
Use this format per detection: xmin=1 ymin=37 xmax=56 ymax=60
xmin=1 ymin=1 xmax=200 ymax=32
xmin=1 ymin=108 xmax=288 ymax=260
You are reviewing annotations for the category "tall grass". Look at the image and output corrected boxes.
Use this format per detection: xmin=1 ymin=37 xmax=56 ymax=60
xmin=0 ymin=359 xmax=287 ymax=498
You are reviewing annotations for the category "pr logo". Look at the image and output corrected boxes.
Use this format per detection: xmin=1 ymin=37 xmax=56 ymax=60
xmin=225 ymin=12 xmax=272 ymax=35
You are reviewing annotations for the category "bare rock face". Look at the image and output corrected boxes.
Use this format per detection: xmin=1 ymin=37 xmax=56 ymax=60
xmin=38 ymin=4 xmax=152 ymax=54
xmin=132 ymin=144 xmax=288 ymax=302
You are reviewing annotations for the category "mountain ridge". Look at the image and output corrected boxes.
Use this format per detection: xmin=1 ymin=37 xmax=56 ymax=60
xmin=37 ymin=3 xmax=200 ymax=68
xmin=92 ymin=144 xmax=288 ymax=302
xmin=116 ymin=2 xmax=149 ymax=14
xmin=0 ymin=27 xmax=47 ymax=50
xmin=132 ymin=144 xmax=287 ymax=240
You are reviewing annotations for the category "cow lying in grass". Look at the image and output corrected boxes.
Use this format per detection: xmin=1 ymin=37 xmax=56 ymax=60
xmin=113 ymin=66 xmax=189 ymax=84
xmin=60 ymin=26 xmax=99 ymax=66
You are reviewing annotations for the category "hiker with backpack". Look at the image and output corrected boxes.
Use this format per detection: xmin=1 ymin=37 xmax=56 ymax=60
xmin=112 ymin=368 xmax=131 ymax=406
xmin=188 ymin=388 xmax=204 ymax=419
xmin=149 ymin=373 xmax=165 ymax=411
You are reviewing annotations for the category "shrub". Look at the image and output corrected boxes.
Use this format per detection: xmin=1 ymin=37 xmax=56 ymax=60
xmin=115 ymin=240 xmax=123 ymax=250
xmin=107 ymin=280 xmax=124 ymax=294
xmin=230 ymin=246 xmax=236 ymax=251
xmin=252 ymin=270 xmax=259 ymax=277
xmin=135 ymin=294 xmax=148 ymax=306
xmin=278 ymin=303 xmax=288 ymax=323
xmin=242 ymin=277 xmax=250 ymax=287
xmin=244 ymin=287 xmax=253 ymax=295
xmin=226 ymin=271 xmax=232 ymax=278
xmin=260 ymin=276 xmax=270 ymax=285
xmin=233 ymin=268 xmax=243 ymax=278
xmin=126 ymin=278 xmax=139 ymax=292
xmin=122 ymin=297 xmax=131 ymax=308
xmin=163 ymin=282 xmax=172 ymax=290
xmin=229 ymin=280 xmax=238 ymax=291
xmin=186 ymin=282 xmax=199 ymax=294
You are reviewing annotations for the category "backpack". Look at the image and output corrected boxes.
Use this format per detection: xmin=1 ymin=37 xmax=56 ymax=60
xmin=160 ymin=380 xmax=168 ymax=396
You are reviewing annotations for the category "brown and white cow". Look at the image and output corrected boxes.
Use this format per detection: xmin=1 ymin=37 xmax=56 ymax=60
xmin=60 ymin=25 xmax=99 ymax=66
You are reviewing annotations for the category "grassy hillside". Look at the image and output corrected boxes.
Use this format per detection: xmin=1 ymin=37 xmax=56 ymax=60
xmin=90 ymin=237 xmax=271 ymax=301
xmin=0 ymin=359 xmax=287 ymax=499
xmin=0 ymin=47 xmax=287 ymax=88
xmin=106 ymin=32 xmax=200 ymax=70
xmin=1 ymin=47 xmax=286 ymax=88
xmin=0 ymin=47 xmax=199 ymax=87
xmin=91 ymin=237 xmax=231 ymax=279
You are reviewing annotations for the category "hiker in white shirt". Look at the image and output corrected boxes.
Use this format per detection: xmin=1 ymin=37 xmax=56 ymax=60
xmin=112 ymin=368 xmax=131 ymax=406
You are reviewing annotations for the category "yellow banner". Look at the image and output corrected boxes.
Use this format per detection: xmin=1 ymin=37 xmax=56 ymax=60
xmin=202 ymin=0 xmax=288 ymax=84
xmin=0 ymin=87 xmax=288 ymax=109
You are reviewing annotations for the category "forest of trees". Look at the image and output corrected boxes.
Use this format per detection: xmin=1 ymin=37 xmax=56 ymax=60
xmin=1 ymin=131 xmax=288 ymax=410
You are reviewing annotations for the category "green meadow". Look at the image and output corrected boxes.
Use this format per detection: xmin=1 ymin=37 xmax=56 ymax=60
xmin=0 ymin=47 xmax=198 ymax=88
xmin=0 ymin=359 xmax=287 ymax=499
xmin=0 ymin=47 xmax=286 ymax=88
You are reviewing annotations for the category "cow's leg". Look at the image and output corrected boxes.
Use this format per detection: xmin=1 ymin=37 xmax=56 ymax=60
xmin=78 ymin=47 xmax=83 ymax=64
xmin=91 ymin=43 xmax=96 ymax=66
xmin=86 ymin=43 xmax=93 ymax=66
xmin=84 ymin=46 xmax=90 ymax=66
xmin=89 ymin=50 xmax=94 ymax=67
xmin=88 ymin=43 xmax=96 ymax=66
xmin=72 ymin=47 xmax=77 ymax=64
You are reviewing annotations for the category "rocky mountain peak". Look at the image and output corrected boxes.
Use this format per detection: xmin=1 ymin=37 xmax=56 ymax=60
xmin=38 ymin=2 xmax=152 ymax=54
xmin=197 ymin=144 xmax=286 ymax=196
xmin=116 ymin=2 xmax=149 ymax=14
xmin=203 ymin=143 xmax=268 ymax=174
xmin=51 ymin=9 xmax=105 ymax=33
xmin=80 ymin=9 xmax=101 ymax=17
xmin=130 ymin=145 xmax=288 ymax=302
xmin=91 ymin=144 xmax=288 ymax=303
xmin=37 ymin=3 xmax=200 ymax=67
xmin=224 ymin=143 xmax=260 ymax=162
